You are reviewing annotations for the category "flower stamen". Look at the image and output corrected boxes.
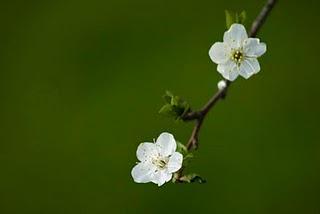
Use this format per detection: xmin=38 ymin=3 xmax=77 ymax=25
xmin=152 ymin=157 xmax=168 ymax=169
xmin=232 ymin=50 xmax=243 ymax=63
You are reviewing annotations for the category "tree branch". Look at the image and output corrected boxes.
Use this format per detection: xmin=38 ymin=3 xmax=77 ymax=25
xmin=182 ymin=0 xmax=277 ymax=151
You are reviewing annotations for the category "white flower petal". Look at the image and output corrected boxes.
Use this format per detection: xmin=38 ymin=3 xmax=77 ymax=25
xmin=217 ymin=60 xmax=239 ymax=81
xmin=250 ymin=58 xmax=261 ymax=74
xmin=131 ymin=162 xmax=156 ymax=183
xmin=217 ymin=60 xmax=233 ymax=75
xmin=209 ymin=42 xmax=230 ymax=64
xmin=223 ymin=24 xmax=248 ymax=49
xmin=228 ymin=66 xmax=239 ymax=81
xmin=243 ymin=38 xmax=266 ymax=57
xmin=151 ymin=170 xmax=172 ymax=186
xmin=167 ymin=152 xmax=183 ymax=173
xmin=136 ymin=142 xmax=158 ymax=162
xmin=156 ymin=132 xmax=176 ymax=157
xmin=239 ymin=58 xmax=261 ymax=79
xmin=239 ymin=60 xmax=254 ymax=79
xmin=164 ymin=172 xmax=173 ymax=182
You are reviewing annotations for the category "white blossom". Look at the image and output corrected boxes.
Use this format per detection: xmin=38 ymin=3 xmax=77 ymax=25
xmin=209 ymin=23 xmax=267 ymax=81
xmin=131 ymin=132 xmax=183 ymax=186
xmin=217 ymin=80 xmax=227 ymax=90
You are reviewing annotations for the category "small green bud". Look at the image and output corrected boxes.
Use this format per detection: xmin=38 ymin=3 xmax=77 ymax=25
xmin=225 ymin=10 xmax=235 ymax=29
xmin=158 ymin=104 xmax=176 ymax=117
xmin=179 ymin=173 xmax=206 ymax=184
xmin=225 ymin=10 xmax=247 ymax=29
xmin=176 ymin=141 xmax=188 ymax=155
xmin=159 ymin=91 xmax=190 ymax=120
xmin=238 ymin=10 xmax=247 ymax=24
xmin=163 ymin=90 xmax=174 ymax=104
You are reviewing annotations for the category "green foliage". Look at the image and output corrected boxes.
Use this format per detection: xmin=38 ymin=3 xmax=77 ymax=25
xmin=176 ymin=141 xmax=188 ymax=155
xmin=179 ymin=174 xmax=206 ymax=184
xmin=225 ymin=10 xmax=247 ymax=28
xmin=238 ymin=11 xmax=247 ymax=24
xmin=172 ymin=172 xmax=180 ymax=183
xmin=225 ymin=10 xmax=235 ymax=29
xmin=159 ymin=91 xmax=190 ymax=121
xmin=158 ymin=104 xmax=177 ymax=118
xmin=183 ymin=153 xmax=194 ymax=161
xmin=176 ymin=141 xmax=194 ymax=166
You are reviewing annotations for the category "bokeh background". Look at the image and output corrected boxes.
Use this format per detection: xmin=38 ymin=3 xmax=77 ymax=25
xmin=1 ymin=0 xmax=320 ymax=213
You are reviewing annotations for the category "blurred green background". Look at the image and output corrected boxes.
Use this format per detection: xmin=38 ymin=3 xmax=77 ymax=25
xmin=1 ymin=0 xmax=319 ymax=213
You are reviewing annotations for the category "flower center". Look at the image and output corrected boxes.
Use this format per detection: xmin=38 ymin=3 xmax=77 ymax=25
xmin=152 ymin=157 xmax=168 ymax=169
xmin=231 ymin=50 xmax=243 ymax=63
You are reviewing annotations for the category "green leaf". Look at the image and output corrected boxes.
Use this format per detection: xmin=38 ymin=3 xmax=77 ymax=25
xmin=171 ymin=96 xmax=179 ymax=106
xmin=225 ymin=10 xmax=235 ymax=29
xmin=181 ymin=101 xmax=190 ymax=116
xmin=183 ymin=153 xmax=194 ymax=160
xmin=172 ymin=172 xmax=180 ymax=183
xmin=163 ymin=90 xmax=174 ymax=104
xmin=225 ymin=10 xmax=247 ymax=28
xmin=176 ymin=141 xmax=188 ymax=155
xmin=182 ymin=153 xmax=194 ymax=167
xmin=159 ymin=90 xmax=190 ymax=121
xmin=158 ymin=104 xmax=175 ymax=117
xmin=190 ymin=174 xmax=206 ymax=184
xmin=176 ymin=141 xmax=194 ymax=166
xmin=165 ymin=90 xmax=174 ymax=97
xmin=179 ymin=174 xmax=206 ymax=184
xmin=238 ymin=10 xmax=247 ymax=24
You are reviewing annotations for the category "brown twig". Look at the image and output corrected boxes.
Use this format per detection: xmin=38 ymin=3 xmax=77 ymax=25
xmin=182 ymin=0 xmax=277 ymax=151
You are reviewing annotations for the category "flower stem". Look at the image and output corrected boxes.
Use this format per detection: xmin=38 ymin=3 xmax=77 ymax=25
xmin=182 ymin=0 xmax=278 ymax=152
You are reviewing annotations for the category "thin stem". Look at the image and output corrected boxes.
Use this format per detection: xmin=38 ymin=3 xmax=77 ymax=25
xmin=183 ymin=0 xmax=277 ymax=151
xmin=186 ymin=117 xmax=203 ymax=150
xmin=250 ymin=0 xmax=277 ymax=37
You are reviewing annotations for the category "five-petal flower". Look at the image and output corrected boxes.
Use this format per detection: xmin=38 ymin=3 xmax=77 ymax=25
xmin=131 ymin=132 xmax=183 ymax=186
xmin=209 ymin=23 xmax=267 ymax=81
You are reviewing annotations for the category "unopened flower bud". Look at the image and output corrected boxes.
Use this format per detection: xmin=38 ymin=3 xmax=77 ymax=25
xmin=217 ymin=80 xmax=227 ymax=90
